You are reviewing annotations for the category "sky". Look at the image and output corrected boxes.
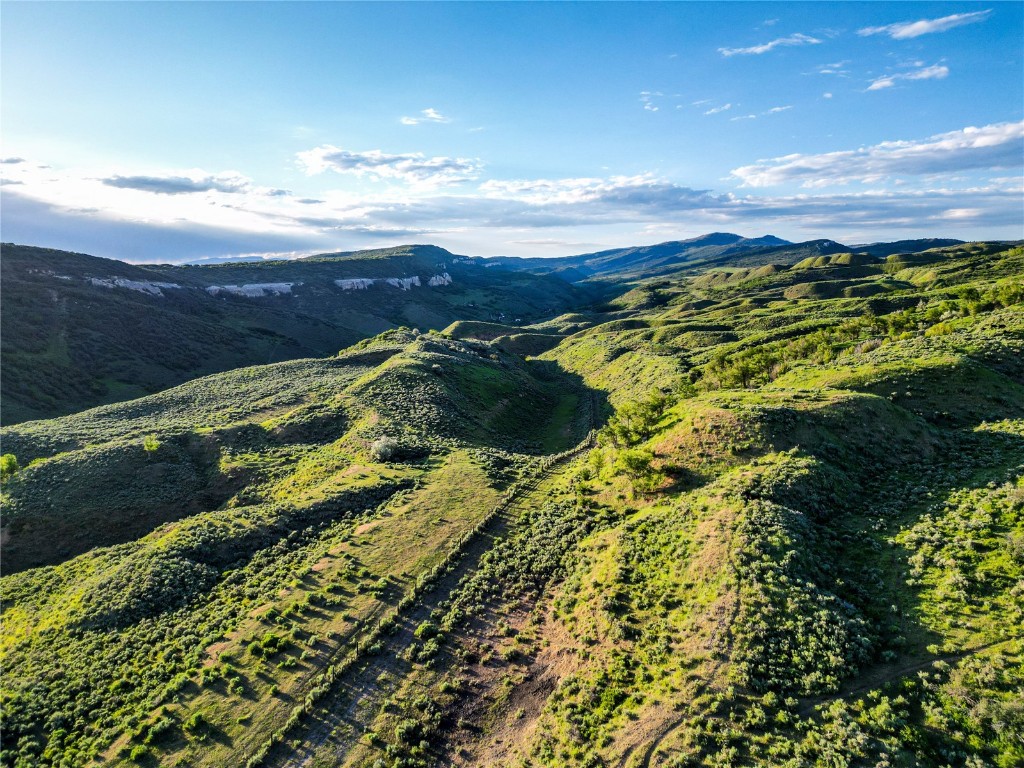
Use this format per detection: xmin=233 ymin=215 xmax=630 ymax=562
xmin=1 ymin=1 xmax=1022 ymax=263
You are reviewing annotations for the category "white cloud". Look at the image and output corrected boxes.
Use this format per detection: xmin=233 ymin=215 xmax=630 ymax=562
xmin=296 ymin=146 xmax=482 ymax=187
xmin=730 ymin=106 xmax=791 ymax=121
xmin=730 ymin=121 xmax=1024 ymax=188
xmin=511 ymin=238 xmax=598 ymax=247
xmin=868 ymin=64 xmax=949 ymax=91
xmin=640 ymin=91 xmax=663 ymax=112
xmin=823 ymin=92 xmax=833 ymax=99
xmin=101 ymin=172 xmax=255 ymax=195
xmin=942 ymin=207 xmax=983 ymax=220
xmin=400 ymin=108 xmax=451 ymax=125
xmin=4 ymin=133 xmax=1021 ymax=263
xmin=705 ymin=103 xmax=733 ymax=115
xmin=816 ymin=61 xmax=850 ymax=76
xmin=719 ymin=33 xmax=821 ymax=57
xmin=859 ymin=10 xmax=992 ymax=39
xmin=6 ymin=167 xmax=1021 ymax=262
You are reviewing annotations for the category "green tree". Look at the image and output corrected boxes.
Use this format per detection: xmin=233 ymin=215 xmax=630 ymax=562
xmin=143 ymin=435 xmax=161 ymax=455
xmin=603 ymin=392 xmax=669 ymax=446
xmin=0 ymin=453 xmax=19 ymax=482
xmin=615 ymin=448 xmax=663 ymax=497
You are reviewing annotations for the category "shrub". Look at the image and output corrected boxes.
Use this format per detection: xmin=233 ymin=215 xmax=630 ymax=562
xmin=369 ymin=437 xmax=400 ymax=462
xmin=0 ymin=453 xmax=18 ymax=481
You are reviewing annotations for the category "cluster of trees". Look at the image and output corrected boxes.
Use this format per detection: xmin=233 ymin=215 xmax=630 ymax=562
xmin=592 ymin=392 xmax=671 ymax=497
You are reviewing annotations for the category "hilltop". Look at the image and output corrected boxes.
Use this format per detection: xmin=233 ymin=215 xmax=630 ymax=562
xmin=2 ymin=237 xmax=1022 ymax=768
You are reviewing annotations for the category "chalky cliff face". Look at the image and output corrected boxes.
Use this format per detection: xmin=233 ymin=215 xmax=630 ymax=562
xmin=1 ymin=239 xmax=1022 ymax=768
xmin=335 ymin=274 xmax=452 ymax=291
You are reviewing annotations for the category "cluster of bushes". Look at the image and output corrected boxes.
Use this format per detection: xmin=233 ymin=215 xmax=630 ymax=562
xmin=240 ymin=433 xmax=597 ymax=768
xmin=1 ymin=356 xmax=370 ymax=462
xmin=699 ymin=278 xmax=1023 ymax=393
xmin=0 ymin=474 xmax=406 ymax=767
xmin=732 ymin=495 xmax=873 ymax=695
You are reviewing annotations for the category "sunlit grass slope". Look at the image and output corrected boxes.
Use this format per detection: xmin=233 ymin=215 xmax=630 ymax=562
xmin=0 ymin=241 xmax=1021 ymax=768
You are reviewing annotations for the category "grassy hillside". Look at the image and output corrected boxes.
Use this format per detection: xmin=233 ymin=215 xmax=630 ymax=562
xmin=480 ymin=233 xmax=793 ymax=281
xmin=0 ymin=244 xmax=590 ymax=424
xmin=1 ymin=240 xmax=1022 ymax=768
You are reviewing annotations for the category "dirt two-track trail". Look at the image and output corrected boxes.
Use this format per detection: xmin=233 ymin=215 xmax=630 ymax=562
xmin=265 ymin=433 xmax=597 ymax=768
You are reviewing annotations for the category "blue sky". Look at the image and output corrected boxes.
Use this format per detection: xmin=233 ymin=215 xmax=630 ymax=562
xmin=1 ymin=1 xmax=1021 ymax=262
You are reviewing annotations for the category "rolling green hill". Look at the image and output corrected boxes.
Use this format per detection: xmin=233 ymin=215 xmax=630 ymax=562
xmin=0 ymin=244 xmax=591 ymax=424
xmin=1 ymin=238 xmax=1023 ymax=768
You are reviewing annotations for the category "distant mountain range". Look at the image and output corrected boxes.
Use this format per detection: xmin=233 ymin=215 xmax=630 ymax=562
xmin=480 ymin=233 xmax=791 ymax=279
xmin=0 ymin=234 xmax=974 ymax=423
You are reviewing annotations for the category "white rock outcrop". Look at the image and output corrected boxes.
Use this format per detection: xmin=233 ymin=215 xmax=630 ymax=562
xmin=335 ymin=275 xmax=435 ymax=291
xmin=385 ymin=276 xmax=420 ymax=290
xmin=428 ymin=272 xmax=453 ymax=286
xmin=89 ymin=277 xmax=182 ymax=296
xmin=206 ymin=283 xmax=296 ymax=297
xmin=335 ymin=278 xmax=377 ymax=290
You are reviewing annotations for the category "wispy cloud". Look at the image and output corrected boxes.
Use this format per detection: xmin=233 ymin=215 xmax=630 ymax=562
xmin=731 ymin=106 xmax=792 ymax=121
xmin=479 ymin=175 xmax=718 ymax=207
xmin=867 ymin=63 xmax=949 ymax=91
xmin=816 ymin=61 xmax=850 ymax=76
xmin=730 ymin=121 xmax=1024 ymax=187
xmin=511 ymin=238 xmax=599 ymax=248
xmin=859 ymin=9 xmax=992 ymax=40
xmin=1 ymin=157 xmax=25 ymax=165
xmin=719 ymin=33 xmax=821 ymax=57
xmin=101 ymin=172 xmax=254 ymax=195
xmin=705 ymin=103 xmax=733 ymax=115
xmin=640 ymin=91 xmax=662 ymax=112
xmin=400 ymin=108 xmax=451 ymax=126
xmin=4 ymin=154 xmax=1021 ymax=261
xmin=296 ymin=146 xmax=482 ymax=187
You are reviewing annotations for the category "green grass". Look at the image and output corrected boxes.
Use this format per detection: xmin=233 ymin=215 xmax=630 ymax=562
xmin=2 ymin=239 xmax=1022 ymax=768
xmin=0 ymin=243 xmax=591 ymax=423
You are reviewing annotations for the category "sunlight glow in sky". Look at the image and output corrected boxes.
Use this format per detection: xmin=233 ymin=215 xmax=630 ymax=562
xmin=1 ymin=2 xmax=1021 ymax=262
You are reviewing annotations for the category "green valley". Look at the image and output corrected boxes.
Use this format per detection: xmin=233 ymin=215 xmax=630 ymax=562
xmin=1 ymin=237 xmax=1022 ymax=768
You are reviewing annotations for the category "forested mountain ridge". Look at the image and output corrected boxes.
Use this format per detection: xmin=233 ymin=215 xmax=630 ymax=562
xmin=1 ymin=238 xmax=1022 ymax=768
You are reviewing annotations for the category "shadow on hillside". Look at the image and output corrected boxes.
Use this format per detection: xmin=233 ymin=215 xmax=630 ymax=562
xmin=801 ymin=411 xmax=1024 ymax=704
xmin=523 ymin=359 xmax=610 ymax=448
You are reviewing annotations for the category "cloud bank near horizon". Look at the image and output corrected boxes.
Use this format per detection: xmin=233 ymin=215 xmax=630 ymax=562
xmin=2 ymin=120 xmax=1021 ymax=263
